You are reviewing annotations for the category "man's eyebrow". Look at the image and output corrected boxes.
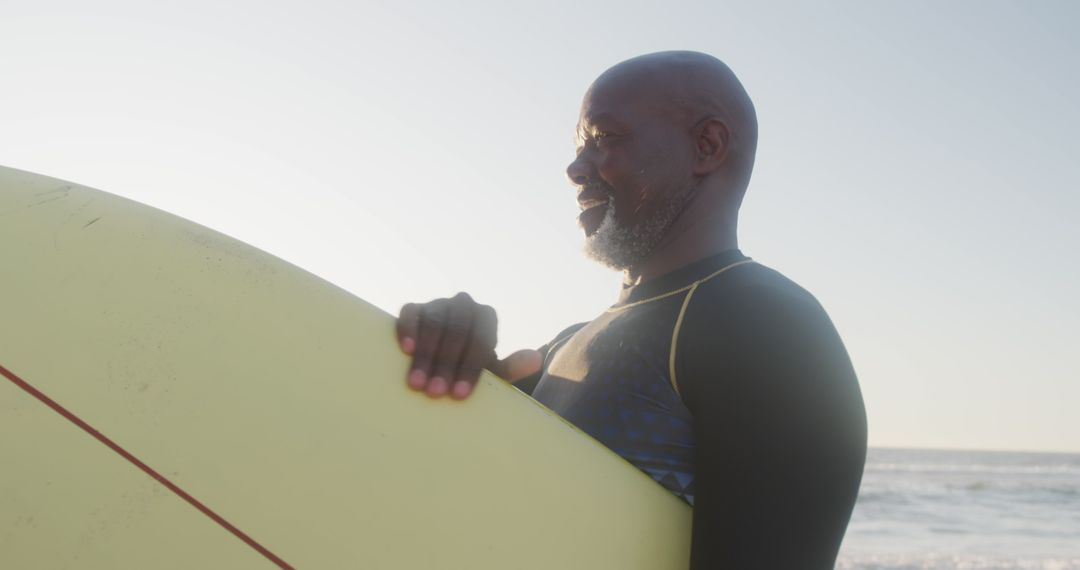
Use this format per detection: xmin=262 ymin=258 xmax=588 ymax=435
xmin=576 ymin=112 xmax=623 ymax=142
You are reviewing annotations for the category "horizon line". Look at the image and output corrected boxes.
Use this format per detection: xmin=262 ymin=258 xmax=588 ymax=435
xmin=869 ymin=444 xmax=1079 ymax=456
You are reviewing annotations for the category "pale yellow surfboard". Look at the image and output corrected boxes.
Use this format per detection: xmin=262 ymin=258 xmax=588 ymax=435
xmin=0 ymin=165 xmax=691 ymax=569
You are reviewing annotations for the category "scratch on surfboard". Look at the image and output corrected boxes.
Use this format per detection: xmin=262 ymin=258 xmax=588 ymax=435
xmin=0 ymin=185 xmax=72 ymax=217
xmin=30 ymin=186 xmax=71 ymax=207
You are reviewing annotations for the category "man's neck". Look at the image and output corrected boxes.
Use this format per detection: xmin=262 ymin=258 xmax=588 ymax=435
xmin=623 ymin=227 xmax=738 ymax=287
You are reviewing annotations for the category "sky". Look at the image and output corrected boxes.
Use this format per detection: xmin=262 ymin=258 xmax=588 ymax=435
xmin=2 ymin=0 xmax=1077 ymax=453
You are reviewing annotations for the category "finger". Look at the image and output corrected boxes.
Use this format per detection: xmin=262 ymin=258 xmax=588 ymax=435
xmin=450 ymin=304 xmax=497 ymax=400
xmin=428 ymin=293 xmax=475 ymax=398
xmin=396 ymin=303 xmax=421 ymax=355
xmin=488 ymin=349 xmax=543 ymax=383
xmin=409 ymin=300 xmax=449 ymax=392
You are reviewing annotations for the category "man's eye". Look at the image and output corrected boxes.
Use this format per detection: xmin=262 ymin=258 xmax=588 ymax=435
xmin=594 ymin=132 xmax=617 ymax=145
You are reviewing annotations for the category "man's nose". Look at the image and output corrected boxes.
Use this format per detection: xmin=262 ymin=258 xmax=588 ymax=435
xmin=566 ymin=153 xmax=592 ymax=186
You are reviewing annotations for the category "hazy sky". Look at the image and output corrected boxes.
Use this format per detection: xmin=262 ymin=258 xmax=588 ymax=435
xmin=2 ymin=1 xmax=1077 ymax=453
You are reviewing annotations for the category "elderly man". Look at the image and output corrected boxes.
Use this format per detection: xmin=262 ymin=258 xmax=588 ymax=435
xmin=395 ymin=51 xmax=866 ymax=568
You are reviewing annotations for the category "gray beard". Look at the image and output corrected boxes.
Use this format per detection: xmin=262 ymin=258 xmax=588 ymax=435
xmin=582 ymin=184 xmax=694 ymax=271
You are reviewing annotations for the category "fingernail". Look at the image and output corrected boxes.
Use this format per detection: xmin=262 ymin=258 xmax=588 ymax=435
xmin=451 ymin=381 xmax=473 ymax=399
xmin=400 ymin=337 xmax=415 ymax=354
xmin=427 ymin=376 xmax=449 ymax=397
xmin=408 ymin=369 xmax=427 ymax=390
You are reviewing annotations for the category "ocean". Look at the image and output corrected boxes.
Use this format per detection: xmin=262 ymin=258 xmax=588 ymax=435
xmin=837 ymin=448 xmax=1080 ymax=569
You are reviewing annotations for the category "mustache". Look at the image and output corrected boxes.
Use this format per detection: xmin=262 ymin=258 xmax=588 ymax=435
xmin=582 ymin=181 xmax=613 ymax=193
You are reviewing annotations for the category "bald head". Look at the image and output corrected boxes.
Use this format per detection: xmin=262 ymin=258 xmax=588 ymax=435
xmin=583 ymin=51 xmax=758 ymax=181
xmin=569 ymin=51 xmax=757 ymax=275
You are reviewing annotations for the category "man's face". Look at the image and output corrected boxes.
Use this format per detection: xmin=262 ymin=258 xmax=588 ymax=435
xmin=567 ymin=78 xmax=697 ymax=271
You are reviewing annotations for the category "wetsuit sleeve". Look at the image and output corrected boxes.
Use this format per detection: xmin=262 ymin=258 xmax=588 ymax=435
xmin=675 ymin=284 xmax=867 ymax=569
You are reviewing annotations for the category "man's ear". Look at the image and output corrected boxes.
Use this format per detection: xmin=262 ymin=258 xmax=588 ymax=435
xmin=691 ymin=118 xmax=730 ymax=176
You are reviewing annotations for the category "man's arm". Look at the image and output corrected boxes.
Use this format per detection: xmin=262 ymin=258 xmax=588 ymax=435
xmin=512 ymin=322 xmax=589 ymax=396
xmin=676 ymin=283 xmax=867 ymax=569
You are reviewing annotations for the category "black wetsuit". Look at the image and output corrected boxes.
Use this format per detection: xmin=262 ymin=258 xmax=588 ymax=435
xmin=514 ymin=250 xmax=867 ymax=569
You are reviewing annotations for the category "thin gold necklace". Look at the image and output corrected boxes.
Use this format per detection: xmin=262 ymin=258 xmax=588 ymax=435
xmin=606 ymin=258 xmax=756 ymax=313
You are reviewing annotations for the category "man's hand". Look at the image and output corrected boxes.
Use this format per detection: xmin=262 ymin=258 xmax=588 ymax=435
xmin=396 ymin=292 xmax=542 ymax=399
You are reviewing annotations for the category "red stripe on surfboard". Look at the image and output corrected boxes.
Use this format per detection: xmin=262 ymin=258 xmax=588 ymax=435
xmin=0 ymin=362 xmax=295 ymax=570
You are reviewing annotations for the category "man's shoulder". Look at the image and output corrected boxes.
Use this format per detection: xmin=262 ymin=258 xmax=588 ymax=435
xmin=677 ymin=258 xmax=850 ymax=376
xmin=675 ymin=258 xmax=862 ymax=416
xmin=692 ymin=260 xmax=826 ymax=318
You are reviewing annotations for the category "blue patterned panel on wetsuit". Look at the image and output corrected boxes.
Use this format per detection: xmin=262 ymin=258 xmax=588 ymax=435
xmin=531 ymin=295 xmax=697 ymax=505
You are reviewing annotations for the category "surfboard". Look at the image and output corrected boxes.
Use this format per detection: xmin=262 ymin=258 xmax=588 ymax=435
xmin=0 ymin=165 xmax=691 ymax=569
